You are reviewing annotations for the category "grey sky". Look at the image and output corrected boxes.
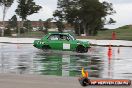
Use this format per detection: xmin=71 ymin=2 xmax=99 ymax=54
xmin=110 ymin=0 xmax=132 ymax=4
xmin=103 ymin=0 xmax=132 ymax=28
xmin=0 ymin=0 xmax=132 ymax=28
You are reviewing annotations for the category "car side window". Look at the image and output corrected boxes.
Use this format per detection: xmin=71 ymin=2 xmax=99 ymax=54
xmin=48 ymin=34 xmax=59 ymax=40
xmin=59 ymin=35 xmax=71 ymax=41
xmin=66 ymin=36 xmax=71 ymax=41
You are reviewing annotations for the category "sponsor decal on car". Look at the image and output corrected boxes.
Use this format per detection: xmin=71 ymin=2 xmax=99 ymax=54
xmin=63 ymin=43 xmax=70 ymax=49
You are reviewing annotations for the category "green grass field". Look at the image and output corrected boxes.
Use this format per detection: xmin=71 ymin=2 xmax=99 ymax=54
xmin=77 ymin=26 xmax=132 ymax=40
xmin=19 ymin=31 xmax=45 ymax=38
xmin=98 ymin=28 xmax=131 ymax=40
xmin=20 ymin=25 xmax=132 ymax=41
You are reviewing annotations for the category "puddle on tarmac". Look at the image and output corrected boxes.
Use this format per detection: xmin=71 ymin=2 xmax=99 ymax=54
xmin=0 ymin=43 xmax=132 ymax=79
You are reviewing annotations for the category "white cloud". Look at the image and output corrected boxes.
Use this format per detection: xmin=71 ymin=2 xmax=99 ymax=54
xmin=28 ymin=0 xmax=57 ymax=21
xmin=27 ymin=5 xmax=53 ymax=21
xmin=0 ymin=0 xmax=17 ymax=21
xmin=100 ymin=0 xmax=132 ymax=4
xmin=0 ymin=0 xmax=57 ymax=21
xmin=110 ymin=0 xmax=132 ymax=4
xmin=0 ymin=0 xmax=132 ymax=29
xmin=105 ymin=3 xmax=132 ymax=28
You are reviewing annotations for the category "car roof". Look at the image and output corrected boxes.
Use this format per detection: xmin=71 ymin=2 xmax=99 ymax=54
xmin=48 ymin=32 xmax=70 ymax=35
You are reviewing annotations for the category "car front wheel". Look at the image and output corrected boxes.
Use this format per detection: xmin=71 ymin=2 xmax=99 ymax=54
xmin=76 ymin=45 xmax=88 ymax=53
xmin=42 ymin=45 xmax=51 ymax=51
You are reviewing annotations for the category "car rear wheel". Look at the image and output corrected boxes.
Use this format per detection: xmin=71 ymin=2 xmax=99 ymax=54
xmin=42 ymin=45 xmax=51 ymax=51
xmin=76 ymin=45 xmax=88 ymax=53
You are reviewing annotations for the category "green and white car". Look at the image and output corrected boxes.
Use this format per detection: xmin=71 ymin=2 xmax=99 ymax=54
xmin=33 ymin=33 xmax=90 ymax=53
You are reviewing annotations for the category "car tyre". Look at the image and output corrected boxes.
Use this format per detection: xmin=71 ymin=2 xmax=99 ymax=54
xmin=76 ymin=45 xmax=87 ymax=53
xmin=84 ymin=47 xmax=88 ymax=52
xmin=42 ymin=45 xmax=50 ymax=51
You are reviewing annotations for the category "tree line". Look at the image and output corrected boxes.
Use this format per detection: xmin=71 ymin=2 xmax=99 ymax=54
xmin=53 ymin=0 xmax=116 ymax=36
xmin=0 ymin=0 xmax=42 ymax=36
xmin=0 ymin=0 xmax=116 ymax=37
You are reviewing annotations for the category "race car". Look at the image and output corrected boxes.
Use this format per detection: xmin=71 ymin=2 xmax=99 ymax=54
xmin=33 ymin=32 xmax=90 ymax=53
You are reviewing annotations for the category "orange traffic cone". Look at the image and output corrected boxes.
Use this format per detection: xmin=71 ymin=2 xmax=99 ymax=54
xmin=108 ymin=44 xmax=112 ymax=64
xmin=108 ymin=45 xmax=112 ymax=57
xmin=112 ymin=31 xmax=116 ymax=40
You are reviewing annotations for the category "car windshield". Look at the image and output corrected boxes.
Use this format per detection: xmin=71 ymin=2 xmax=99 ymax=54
xmin=69 ymin=34 xmax=76 ymax=40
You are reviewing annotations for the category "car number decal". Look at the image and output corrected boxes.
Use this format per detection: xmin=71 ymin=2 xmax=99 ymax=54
xmin=63 ymin=43 xmax=70 ymax=49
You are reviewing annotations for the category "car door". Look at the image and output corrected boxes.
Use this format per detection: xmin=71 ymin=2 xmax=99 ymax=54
xmin=61 ymin=40 xmax=71 ymax=50
xmin=47 ymin=34 xmax=62 ymax=50
xmin=65 ymin=34 xmax=78 ymax=51
xmin=60 ymin=34 xmax=77 ymax=51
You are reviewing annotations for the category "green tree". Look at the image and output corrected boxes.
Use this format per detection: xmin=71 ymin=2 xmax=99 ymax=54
xmin=0 ymin=0 xmax=14 ymax=36
xmin=44 ymin=18 xmax=52 ymax=33
xmin=23 ymin=20 xmax=32 ymax=34
xmin=108 ymin=18 xmax=116 ymax=24
xmin=55 ymin=21 xmax=65 ymax=32
xmin=38 ymin=19 xmax=44 ymax=31
xmin=54 ymin=0 xmax=115 ymax=36
xmin=8 ymin=15 xmax=18 ymax=29
xmin=15 ymin=0 xmax=42 ymax=28
xmin=4 ymin=28 xmax=11 ymax=36
xmin=53 ymin=10 xmax=65 ymax=32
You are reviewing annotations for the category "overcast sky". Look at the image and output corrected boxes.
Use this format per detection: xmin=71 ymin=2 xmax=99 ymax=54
xmin=0 ymin=0 xmax=132 ymax=29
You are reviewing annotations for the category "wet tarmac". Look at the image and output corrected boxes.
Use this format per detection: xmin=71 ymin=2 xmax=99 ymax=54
xmin=0 ymin=43 xmax=132 ymax=80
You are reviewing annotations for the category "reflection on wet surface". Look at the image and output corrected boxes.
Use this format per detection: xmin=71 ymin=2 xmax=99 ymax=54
xmin=0 ymin=43 xmax=132 ymax=79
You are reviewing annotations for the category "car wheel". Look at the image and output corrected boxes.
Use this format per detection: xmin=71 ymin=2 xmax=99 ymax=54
xmin=42 ymin=45 xmax=50 ymax=51
xmin=76 ymin=45 xmax=86 ymax=53
xmin=84 ymin=47 xmax=88 ymax=52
